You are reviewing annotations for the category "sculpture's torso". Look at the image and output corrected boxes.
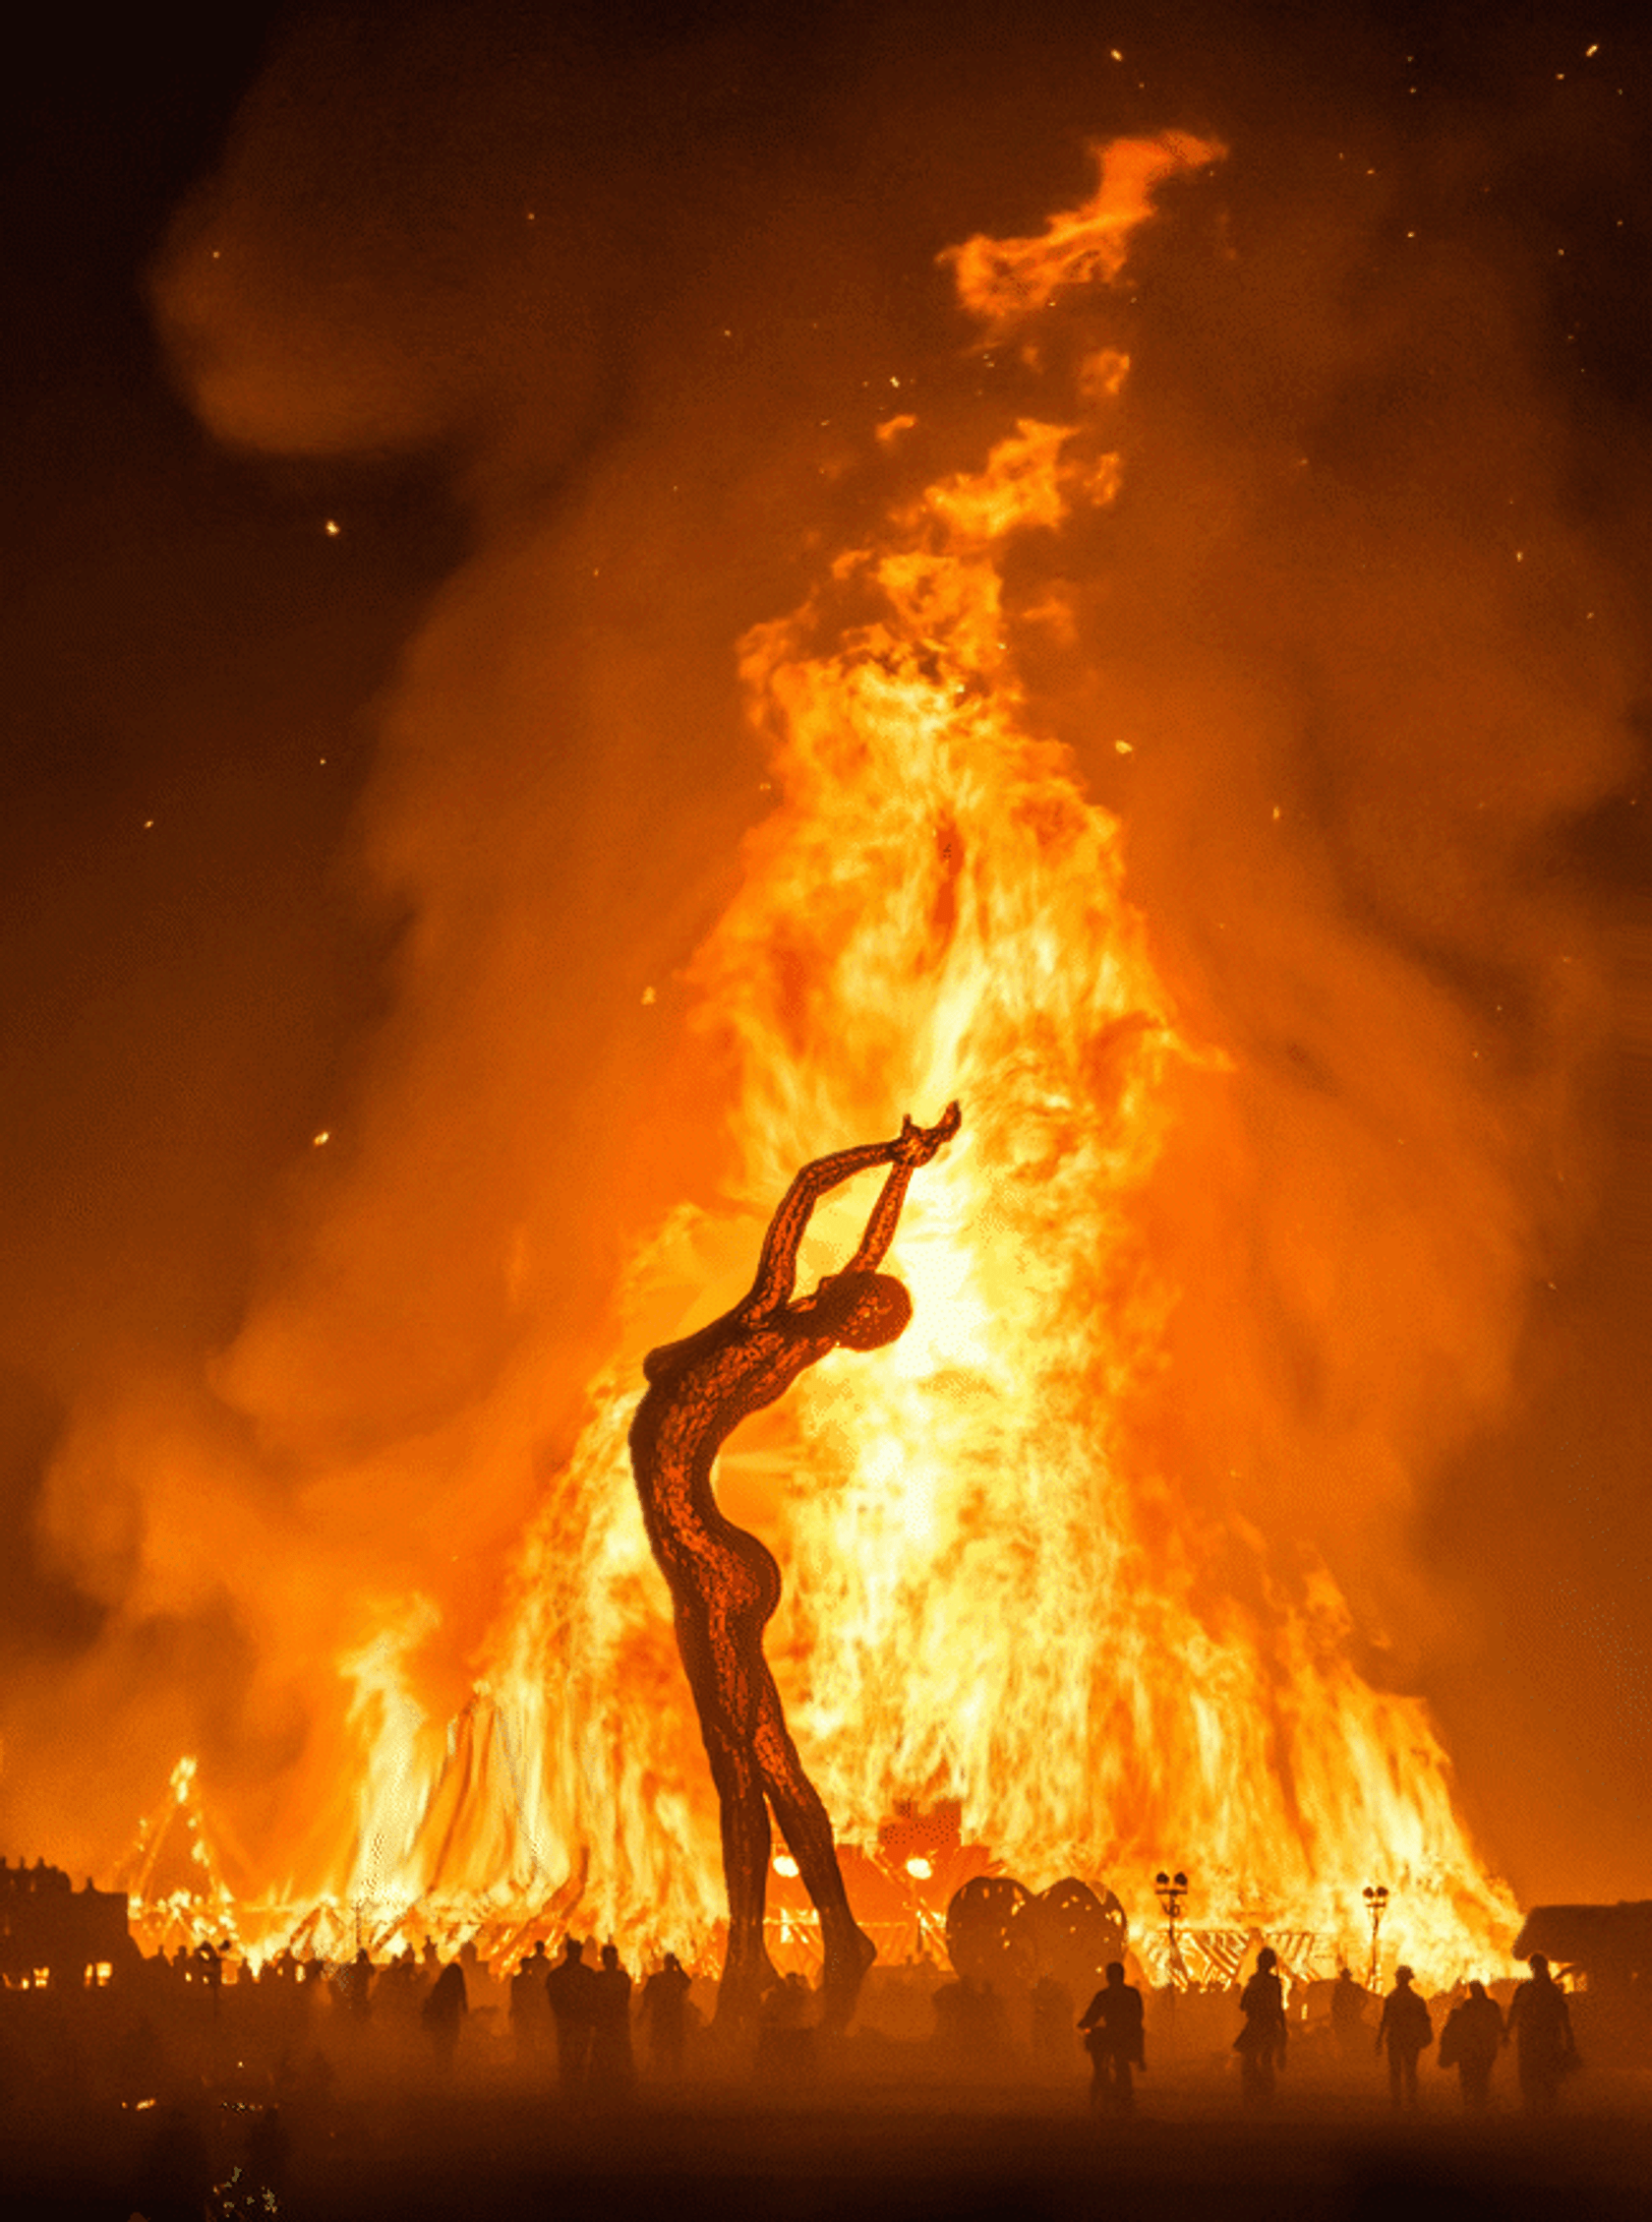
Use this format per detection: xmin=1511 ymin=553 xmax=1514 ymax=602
xmin=629 ymin=1308 xmax=832 ymax=1623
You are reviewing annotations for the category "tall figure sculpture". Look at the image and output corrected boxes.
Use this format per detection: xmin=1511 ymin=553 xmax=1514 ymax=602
xmin=629 ymin=1103 xmax=962 ymax=2029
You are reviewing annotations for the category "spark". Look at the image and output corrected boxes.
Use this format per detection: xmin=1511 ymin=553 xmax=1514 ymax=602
xmin=313 ymin=1132 xmax=330 ymax=1148
xmin=324 ymin=520 xmax=341 ymax=537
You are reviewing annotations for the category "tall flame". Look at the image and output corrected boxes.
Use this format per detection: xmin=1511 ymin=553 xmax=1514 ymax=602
xmin=246 ymin=136 xmax=1516 ymax=1979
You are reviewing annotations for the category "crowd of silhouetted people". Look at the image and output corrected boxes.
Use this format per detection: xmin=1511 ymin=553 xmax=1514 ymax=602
xmin=1068 ymin=1948 xmax=1585 ymax=2121
xmin=0 ymin=1927 xmax=1623 ymax=2219
xmin=0 ymin=1929 xmax=1607 ymax=2117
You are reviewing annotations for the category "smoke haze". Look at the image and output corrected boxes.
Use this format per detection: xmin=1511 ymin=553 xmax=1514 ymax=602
xmin=4 ymin=1 xmax=1650 ymax=1909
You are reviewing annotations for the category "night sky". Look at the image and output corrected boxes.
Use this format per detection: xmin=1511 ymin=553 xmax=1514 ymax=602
xmin=4 ymin=1 xmax=1650 ymax=1915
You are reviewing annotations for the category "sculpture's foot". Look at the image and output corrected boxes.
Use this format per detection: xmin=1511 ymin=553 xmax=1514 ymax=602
xmin=714 ymin=1938 xmax=782 ymax=2031
xmin=819 ymin=1923 xmax=877 ymax=2033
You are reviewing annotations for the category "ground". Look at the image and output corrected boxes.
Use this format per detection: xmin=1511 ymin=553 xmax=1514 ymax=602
xmin=2 ymin=2043 xmax=1647 ymax=2221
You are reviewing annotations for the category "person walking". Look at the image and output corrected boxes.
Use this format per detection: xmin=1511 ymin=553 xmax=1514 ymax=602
xmin=1505 ymin=1954 xmax=1578 ymax=2115
xmin=1439 ymin=1979 xmax=1504 ymax=2111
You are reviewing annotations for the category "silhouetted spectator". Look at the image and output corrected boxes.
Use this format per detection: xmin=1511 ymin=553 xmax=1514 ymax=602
xmin=1078 ymin=1960 xmax=1145 ymax=2116
xmin=377 ymin=1947 xmax=423 ymax=2022
xmin=1376 ymin=1964 xmax=1433 ymax=2110
xmin=421 ymin=1959 xmax=468 ymax=2072
xmin=338 ymin=1946 xmax=375 ymax=2022
xmin=545 ymin=1937 xmax=600 ymax=2096
xmin=591 ymin=1943 xmax=636 ymax=2097
xmin=194 ymin=1939 xmax=223 ymax=2020
xmin=1439 ymin=1979 xmax=1504 ymax=2110
xmin=511 ymin=1941 xmax=554 ymax=2059
xmin=1330 ymin=1965 xmax=1367 ymax=2064
xmin=639 ymin=1952 xmax=694 ymax=2078
xmin=1234 ymin=1947 xmax=1286 ymax=2106
xmin=1505 ymin=1954 xmax=1577 ymax=2115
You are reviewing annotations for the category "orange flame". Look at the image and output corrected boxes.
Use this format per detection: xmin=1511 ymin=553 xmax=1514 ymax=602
xmin=155 ymin=136 xmax=1518 ymax=1983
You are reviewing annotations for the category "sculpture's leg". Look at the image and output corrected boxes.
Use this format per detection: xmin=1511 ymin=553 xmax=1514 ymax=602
xmin=704 ymin=1729 xmax=780 ymax=2025
xmin=753 ymin=1678 xmax=876 ymax=2029
xmin=677 ymin=1604 xmax=780 ymax=2025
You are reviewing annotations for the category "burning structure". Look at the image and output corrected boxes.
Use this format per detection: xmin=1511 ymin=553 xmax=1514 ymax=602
xmin=9 ymin=13 xmax=1645 ymax=2007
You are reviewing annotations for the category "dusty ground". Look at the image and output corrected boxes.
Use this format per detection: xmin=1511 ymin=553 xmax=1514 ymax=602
xmin=3 ymin=2045 xmax=1647 ymax=2221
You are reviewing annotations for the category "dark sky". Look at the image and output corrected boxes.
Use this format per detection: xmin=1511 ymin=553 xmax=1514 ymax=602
xmin=3 ymin=1 xmax=1650 ymax=1914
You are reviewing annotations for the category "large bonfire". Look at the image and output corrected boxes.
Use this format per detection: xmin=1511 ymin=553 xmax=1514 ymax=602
xmin=138 ymin=135 xmax=1518 ymax=1985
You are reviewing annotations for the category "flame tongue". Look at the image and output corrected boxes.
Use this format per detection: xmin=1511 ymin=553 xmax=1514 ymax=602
xmin=160 ymin=136 xmax=1515 ymax=1982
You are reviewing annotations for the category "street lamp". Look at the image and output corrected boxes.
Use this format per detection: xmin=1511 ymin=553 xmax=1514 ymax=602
xmin=1362 ymin=1884 xmax=1389 ymax=1992
xmin=1154 ymin=1869 xmax=1189 ymax=1980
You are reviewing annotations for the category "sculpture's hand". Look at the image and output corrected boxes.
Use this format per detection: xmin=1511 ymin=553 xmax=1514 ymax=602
xmin=895 ymin=1100 xmax=962 ymax=1168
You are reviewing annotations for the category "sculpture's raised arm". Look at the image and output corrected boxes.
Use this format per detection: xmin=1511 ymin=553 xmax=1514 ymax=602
xmin=740 ymin=1103 xmax=961 ymax=1318
xmin=841 ymin=1102 xmax=962 ymax=1277
xmin=740 ymin=1137 xmax=900 ymax=1318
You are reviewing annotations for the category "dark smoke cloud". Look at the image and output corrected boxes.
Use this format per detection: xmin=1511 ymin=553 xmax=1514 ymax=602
xmin=4 ymin=0 xmax=1649 ymax=1904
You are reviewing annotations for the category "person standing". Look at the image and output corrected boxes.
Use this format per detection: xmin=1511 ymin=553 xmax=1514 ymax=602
xmin=638 ymin=1952 xmax=694 ymax=2079
xmin=1078 ymin=1961 xmax=1146 ymax=2116
xmin=509 ymin=1941 xmax=554 ymax=2061
xmin=1505 ymin=1954 xmax=1577 ymax=2115
xmin=1376 ymin=1964 xmax=1433 ymax=2110
xmin=1234 ymin=1947 xmax=1287 ymax=2106
xmin=590 ymin=1943 xmax=636 ymax=2098
xmin=420 ymin=1959 xmax=468 ymax=2072
xmin=545 ymin=1937 xmax=601 ymax=2097
xmin=1329 ymin=1965 xmax=1367 ymax=2066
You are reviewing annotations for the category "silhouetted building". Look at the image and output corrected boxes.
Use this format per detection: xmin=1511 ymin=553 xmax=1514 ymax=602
xmin=1514 ymin=1902 xmax=1652 ymax=2064
xmin=1514 ymin=1902 xmax=1652 ymax=1990
xmin=0 ymin=1858 xmax=138 ymax=1989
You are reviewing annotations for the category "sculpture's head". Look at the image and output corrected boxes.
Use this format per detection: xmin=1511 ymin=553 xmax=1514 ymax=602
xmin=815 ymin=1269 xmax=914 ymax=1351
